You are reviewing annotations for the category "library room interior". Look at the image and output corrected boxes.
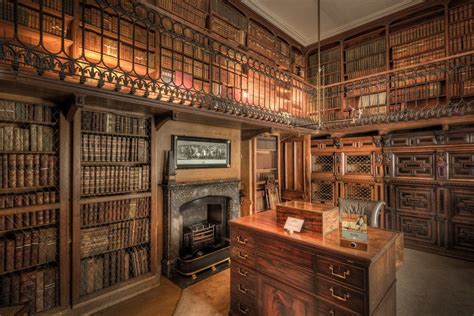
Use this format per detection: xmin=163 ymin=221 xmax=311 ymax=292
xmin=0 ymin=0 xmax=473 ymax=315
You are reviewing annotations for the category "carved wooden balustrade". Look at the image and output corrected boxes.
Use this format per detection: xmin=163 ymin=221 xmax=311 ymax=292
xmin=0 ymin=0 xmax=316 ymax=128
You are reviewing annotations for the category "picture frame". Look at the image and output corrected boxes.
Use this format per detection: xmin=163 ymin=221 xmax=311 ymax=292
xmin=172 ymin=136 xmax=231 ymax=169
xmin=339 ymin=208 xmax=368 ymax=251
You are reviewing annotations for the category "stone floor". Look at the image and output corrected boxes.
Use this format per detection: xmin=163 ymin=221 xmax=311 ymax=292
xmin=96 ymin=248 xmax=474 ymax=316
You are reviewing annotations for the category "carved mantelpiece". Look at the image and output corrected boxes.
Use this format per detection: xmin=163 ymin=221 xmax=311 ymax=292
xmin=161 ymin=179 xmax=241 ymax=277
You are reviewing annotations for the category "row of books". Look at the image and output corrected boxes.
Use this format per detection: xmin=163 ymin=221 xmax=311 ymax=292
xmin=392 ymin=49 xmax=445 ymax=69
xmin=390 ymin=67 xmax=445 ymax=89
xmin=256 ymin=170 xmax=278 ymax=182
xmin=0 ymin=266 xmax=57 ymax=313
xmin=81 ymin=197 xmax=151 ymax=227
xmin=320 ymin=111 xmax=341 ymax=122
xmin=81 ymin=218 xmax=150 ymax=258
xmin=32 ymin=0 xmax=73 ymax=15
xmin=248 ymin=21 xmax=275 ymax=52
xmin=0 ymin=125 xmax=55 ymax=152
xmin=255 ymin=190 xmax=266 ymax=212
xmin=448 ymin=80 xmax=474 ymax=97
xmin=79 ymin=247 xmax=149 ymax=297
xmin=450 ymin=33 xmax=474 ymax=54
xmin=308 ymin=47 xmax=340 ymax=66
xmin=161 ymin=35 xmax=210 ymax=62
xmin=248 ymin=37 xmax=274 ymax=62
xmin=82 ymin=31 xmax=155 ymax=67
xmin=323 ymin=96 xmax=342 ymax=110
xmin=0 ymin=191 xmax=57 ymax=210
xmin=81 ymin=5 xmax=156 ymax=47
xmin=448 ymin=18 xmax=474 ymax=39
xmin=0 ymin=3 xmax=67 ymax=37
xmin=345 ymin=52 xmax=385 ymax=74
xmin=345 ymin=38 xmax=385 ymax=62
xmin=256 ymin=152 xmax=277 ymax=170
xmin=81 ymin=111 xmax=148 ymax=136
xmin=0 ymin=209 xmax=58 ymax=232
xmin=390 ymin=82 xmax=442 ymax=102
xmin=211 ymin=0 xmax=247 ymax=29
xmin=390 ymin=18 xmax=444 ymax=47
xmin=80 ymin=166 xmax=150 ymax=195
xmin=0 ymin=154 xmax=56 ymax=189
xmin=211 ymin=16 xmax=246 ymax=47
xmin=0 ymin=101 xmax=54 ymax=123
xmin=158 ymin=0 xmax=207 ymax=28
xmin=346 ymin=66 xmax=386 ymax=80
xmin=81 ymin=134 xmax=149 ymax=163
xmin=321 ymin=73 xmax=342 ymax=86
xmin=392 ymin=34 xmax=445 ymax=61
xmin=0 ymin=227 xmax=57 ymax=273
xmin=449 ymin=3 xmax=473 ymax=23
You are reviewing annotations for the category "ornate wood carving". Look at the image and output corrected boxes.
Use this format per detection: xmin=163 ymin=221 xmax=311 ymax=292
xmin=449 ymin=153 xmax=474 ymax=180
xmin=394 ymin=154 xmax=434 ymax=178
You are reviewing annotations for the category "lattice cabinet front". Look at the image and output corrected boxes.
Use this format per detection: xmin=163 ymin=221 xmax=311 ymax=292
xmin=311 ymin=154 xmax=334 ymax=174
xmin=311 ymin=181 xmax=335 ymax=205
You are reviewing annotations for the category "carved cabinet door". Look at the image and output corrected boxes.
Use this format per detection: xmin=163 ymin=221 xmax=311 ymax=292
xmin=257 ymin=274 xmax=315 ymax=316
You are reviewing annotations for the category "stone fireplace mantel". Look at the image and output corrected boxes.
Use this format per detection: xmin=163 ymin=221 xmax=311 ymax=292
xmin=161 ymin=179 xmax=240 ymax=277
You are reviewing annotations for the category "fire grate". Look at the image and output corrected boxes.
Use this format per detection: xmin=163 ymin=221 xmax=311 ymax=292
xmin=183 ymin=222 xmax=219 ymax=253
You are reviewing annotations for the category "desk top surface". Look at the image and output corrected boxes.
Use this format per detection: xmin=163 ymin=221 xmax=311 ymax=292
xmin=230 ymin=210 xmax=400 ymax=264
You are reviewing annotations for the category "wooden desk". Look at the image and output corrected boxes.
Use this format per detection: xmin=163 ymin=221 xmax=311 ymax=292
xmin=229 ymin=210 xmax=401 ymax=316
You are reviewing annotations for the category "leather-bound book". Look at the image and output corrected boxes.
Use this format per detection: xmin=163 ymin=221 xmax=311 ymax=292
xmin=33 ymin=155 xmax=40 ymax=187
xmin=35 ymin=269 xmax=45 ymax=312
xmin=30 ymin=230 xmax=39 ymax=265
xmin=24 ymin=154 xmax=34 ymax=187
xmin=94 ymin=256 xmax=104 ymax=291
xmin=86 ymin=258 xmax=95 ymax=294
xmin=30 ymin=124 xmax=37 ymax=152
xmin=15 ymin=232 xmax=24 ymax=270
xmin=22 ymin=231 xmax=31 ymax=268
xmin=39 ymin=155 xmax=48 ymax=186
xmin=16 ymin=154 xmax=24 ymax=188
xmin=0 ymin=239 xmax=5 ymax=273
xmin=43 ymin=267 xmax=56 ymax=310
xmin=8 ymin=154 xmax=17 ymax=188
xmin=103 ymin=253 xmax=110 ymax=287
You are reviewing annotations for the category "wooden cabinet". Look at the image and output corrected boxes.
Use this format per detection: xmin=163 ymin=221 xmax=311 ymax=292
xmin=311 ymin=136 xmax=384 ymax=219
xmin=241 ymin=134 xmax=281 ymax=216
xmin=383 ymin=128 xmax=474 ymax=260
xmin=230 ymin=210 xmax=400 ymax=316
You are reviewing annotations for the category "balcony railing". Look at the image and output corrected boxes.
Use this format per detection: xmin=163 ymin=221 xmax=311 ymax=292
xmin=0 ymin=0 xmax=316 ymax=128
xmin=0 ymin=0 xmax=472 ymax=131
xmin=310 ymin=52 xmax=474 ymax=130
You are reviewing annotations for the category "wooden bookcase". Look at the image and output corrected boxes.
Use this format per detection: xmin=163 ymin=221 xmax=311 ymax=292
xmin=0 ymin=94 xmax=69 ymax=314
xmin=71 ymin=106 xmax=158 ymax=307
xmin=306 ymin=0 xmax=474 ymax=123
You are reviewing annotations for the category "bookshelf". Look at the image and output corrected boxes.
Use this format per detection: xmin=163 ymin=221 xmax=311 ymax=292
xmin=307 ymin=45 xmax=343 ymax=121
xmin=72 ymin=107 xmax=157 ymax=305
xmin=448 ymin=1 xmax=474 ymax=99
xmin=292 ymin=47 xmax=305 ymax=78
xmin=255 ymin=134 xmax=280 ymax=212
xmin=0 ymin=96 xmax=67 ymax=314
xmin=157 ymin=0 xmax=208 ymax=29
xmin=275 ymin=37 xmax=291 ymax=70
xmin=79 ymin=1 xmax=157 ymax=76
xmin=210 ymin=0 xmax=247 ymax=47
xmin=0 ymin=0 xmax=74 ymax=51
xmin=389 ymin=7 xmax=447 ymax=112
xmin=247 ymin=20 xmax=275 ymax=66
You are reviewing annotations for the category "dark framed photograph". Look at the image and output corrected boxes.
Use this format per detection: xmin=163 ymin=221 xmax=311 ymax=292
xmin=173 ymin=136 xmax=231 ymax=169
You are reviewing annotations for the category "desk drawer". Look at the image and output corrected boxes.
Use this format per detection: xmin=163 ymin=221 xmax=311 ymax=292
xmin=258 ymin=236 xmax=313 ymax=270
xmin=317 ymin=277 xmax=365 ymax=314
xmin=231 ymin=246 xmax=256 ymax=266
xmin=231 ymin=228 xmax=256 ymax=250
xmin=231 ymin=271 xmax=257 ymax=306
xmin=231 ymin=262 xmax=257 ymax=281
xmin=316 ymin=255 xmax=366 ymax=290
xmin=317 ymin=300 xmax=360 ymax=316
xmin=231 ymin=298 xmax=257 ymax=316
xmin=257 ymin=254 xmax=314 ymax=293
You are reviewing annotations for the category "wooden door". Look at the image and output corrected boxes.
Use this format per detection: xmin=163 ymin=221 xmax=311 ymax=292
xmin=258 ymin=274 xmax=315 ymax=316
xmin=280 ymin=135 xmax=311 ymax=202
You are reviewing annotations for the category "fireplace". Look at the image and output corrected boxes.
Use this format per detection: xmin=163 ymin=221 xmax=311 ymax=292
xmin=162 ymin=179 xmax=240 ymax=280
xmin=180 ymin=196 xmax=228 ymax=259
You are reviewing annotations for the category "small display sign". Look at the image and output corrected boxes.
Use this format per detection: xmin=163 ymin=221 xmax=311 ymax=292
xmin=284 ymin=216 xmax=304 ymax=233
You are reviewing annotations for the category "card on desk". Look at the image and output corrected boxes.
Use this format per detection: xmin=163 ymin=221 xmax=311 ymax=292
xmin=284 ymin=216 xmax=304 ymax=233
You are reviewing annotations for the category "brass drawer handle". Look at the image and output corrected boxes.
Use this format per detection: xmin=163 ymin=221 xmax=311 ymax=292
xmin=238 ymin=251 xmax=248 ymax=260
xmin=329 ymin=264 xmax=351 ymax=279
xmin=238 ymin=303 xmax=249 ymax=314
xmin=238 ymin=267 xmax=248 ymax=277
xmin=238 ymin=284 xmax=248 ymax=294
xmin=237 ymin=235 xmax=248 ymax=245
xmin=330 ymin=287 xmax=351 ymax=302
xmin=329 ymin=309 xmax=335 ymax=316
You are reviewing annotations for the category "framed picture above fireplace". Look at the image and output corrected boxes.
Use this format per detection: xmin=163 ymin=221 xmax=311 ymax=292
xmin=173 ymin=135 xmax=231 ymax=169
